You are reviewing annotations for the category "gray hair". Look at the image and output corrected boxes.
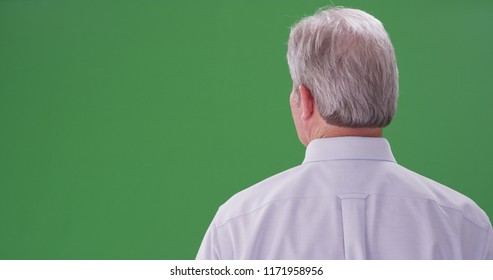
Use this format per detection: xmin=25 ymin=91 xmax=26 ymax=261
xmin=287 ymin=7 xmax=399 ymax=128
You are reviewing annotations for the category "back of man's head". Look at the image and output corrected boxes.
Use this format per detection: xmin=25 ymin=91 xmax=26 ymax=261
xmin=287 ymin=7 xmax=399 ymax=128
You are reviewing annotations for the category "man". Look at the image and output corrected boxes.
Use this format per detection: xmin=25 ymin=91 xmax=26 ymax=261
xmin=196 ymin=7 xmax=493 ymax=259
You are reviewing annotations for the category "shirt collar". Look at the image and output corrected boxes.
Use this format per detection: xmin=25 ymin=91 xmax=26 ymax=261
xmin=302 ymin=136 xmax=397 ymax=164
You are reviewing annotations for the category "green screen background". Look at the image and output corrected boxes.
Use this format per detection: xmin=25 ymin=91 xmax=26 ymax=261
xmin=1 ymin=0 xmax=492 ymax=259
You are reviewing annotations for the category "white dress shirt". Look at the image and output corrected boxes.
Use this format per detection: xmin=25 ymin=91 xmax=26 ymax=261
xmin=196 ymin=137 xmax=493 ymax=259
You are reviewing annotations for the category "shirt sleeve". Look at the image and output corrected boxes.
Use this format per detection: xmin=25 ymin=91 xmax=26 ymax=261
xmin=196 ymin=221 xmax=220 ymax=260
xmin=483 ymin=225 xmax=493 ymax=260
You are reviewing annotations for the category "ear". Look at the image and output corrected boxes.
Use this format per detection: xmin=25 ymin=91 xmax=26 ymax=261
xmin=299 ymin=84 xmax=315 ymax=121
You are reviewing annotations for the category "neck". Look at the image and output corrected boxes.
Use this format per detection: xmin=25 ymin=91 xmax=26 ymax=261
xmin=305 ymin=124 xmax=383 ymax=146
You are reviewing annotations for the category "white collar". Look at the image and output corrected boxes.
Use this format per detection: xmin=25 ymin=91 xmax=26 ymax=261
xmin=302 ymin=136 xmax=397 ymax=164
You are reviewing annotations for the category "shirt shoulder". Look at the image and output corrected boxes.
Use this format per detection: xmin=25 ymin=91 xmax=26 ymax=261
xmin=391 ymin=164 xmax=491 ymax=230
xmin=213 ymin=164 xmax=312 ymax=228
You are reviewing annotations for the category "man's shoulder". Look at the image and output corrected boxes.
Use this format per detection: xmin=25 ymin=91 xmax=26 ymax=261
xmin=213 ymin=164 xmax=309 ymax=228
xmin=393 ymin=164 xmax=491 ymax=229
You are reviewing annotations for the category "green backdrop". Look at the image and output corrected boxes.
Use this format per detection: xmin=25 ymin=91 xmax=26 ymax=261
xmin=1 ymin=0 xmax=492 ymax=259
